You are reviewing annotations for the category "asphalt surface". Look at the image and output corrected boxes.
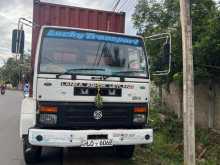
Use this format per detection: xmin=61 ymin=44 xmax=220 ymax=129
xmin=0 ymin=91 xmax=62 ymax=165
xmin=0 ymin=90 xmax=130 ymax=165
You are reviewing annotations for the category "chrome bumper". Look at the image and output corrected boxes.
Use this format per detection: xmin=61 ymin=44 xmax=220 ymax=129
xmin=29 ymin=128 xmax=153 ymax=147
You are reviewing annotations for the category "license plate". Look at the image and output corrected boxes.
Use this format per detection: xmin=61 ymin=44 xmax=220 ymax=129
xmin=81 ymin=139 xmax=113 ymax=147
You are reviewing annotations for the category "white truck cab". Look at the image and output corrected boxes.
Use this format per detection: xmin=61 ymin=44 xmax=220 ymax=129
xmin=20 ymin=26 xmax=153 ymax=163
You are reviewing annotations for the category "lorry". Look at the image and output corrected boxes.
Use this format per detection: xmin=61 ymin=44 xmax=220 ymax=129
xmin=11 ymin=0 xmax=170 ymax=164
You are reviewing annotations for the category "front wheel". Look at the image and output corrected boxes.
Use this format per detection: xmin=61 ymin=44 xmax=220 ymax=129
xmin=23 ymin=136 xmax=42 ymax=164
xmin=114 ymin=145 xmax=135 ymax=159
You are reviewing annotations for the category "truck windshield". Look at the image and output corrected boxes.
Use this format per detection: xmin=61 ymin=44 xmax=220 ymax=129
xmin=39 ymin=29 xmax=148 ymax=78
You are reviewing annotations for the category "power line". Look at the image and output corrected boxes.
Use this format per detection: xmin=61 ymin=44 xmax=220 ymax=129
xmin=112 ymin=0 xmax=121 ymax=11
xmin=116 ymin=0 xmax=130 ymax=12
xmin=122 ymin=0 xmax=137 ymax=13
xmin=130 ymin=0 xmax=137 ymax=7
xmin=112 ymin=0 xmax=118 ymax=8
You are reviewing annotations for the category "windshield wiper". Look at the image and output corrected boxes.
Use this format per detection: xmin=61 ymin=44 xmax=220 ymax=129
xmin=113 ymin=70 xmax=145 ymax=74
xmin=66 ymin=68 xmax=106 ymax=72
xmin=56 ymin=68 xmax=106 ymax=78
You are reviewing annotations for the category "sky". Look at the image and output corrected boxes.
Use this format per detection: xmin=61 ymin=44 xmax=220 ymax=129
xmin=0 ymin=0 xmax=138 ymax=66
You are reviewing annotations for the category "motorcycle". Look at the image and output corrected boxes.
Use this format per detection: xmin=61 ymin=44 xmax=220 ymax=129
xmin=1 ymin=88 xmax=5 ymax=95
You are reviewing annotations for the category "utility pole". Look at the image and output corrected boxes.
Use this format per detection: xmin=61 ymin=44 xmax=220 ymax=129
xmin=180 ymin=0 xmax=196 ymax=165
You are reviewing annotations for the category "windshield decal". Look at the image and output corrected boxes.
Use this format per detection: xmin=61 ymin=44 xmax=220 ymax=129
xmin=46 ymin=29 xmax=141 ymax=46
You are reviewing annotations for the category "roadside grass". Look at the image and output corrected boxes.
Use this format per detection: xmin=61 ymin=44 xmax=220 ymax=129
xmin=121 ymin=106 xmax=220 ymax=165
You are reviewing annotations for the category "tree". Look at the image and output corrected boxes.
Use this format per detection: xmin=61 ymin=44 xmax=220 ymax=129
xmin=132 ymin=0 xmax=220 ymax=85
xmin=0 ymin=58 xmax=20 ymax=87
xmin=0 ymin=56 xmax=31 ymax=88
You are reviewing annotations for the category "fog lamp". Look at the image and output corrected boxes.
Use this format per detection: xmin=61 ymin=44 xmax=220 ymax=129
xmin=133 ymin=114 xmax=146 ymax=123
xmin=39 ymin=114 xmax=57 ymax=125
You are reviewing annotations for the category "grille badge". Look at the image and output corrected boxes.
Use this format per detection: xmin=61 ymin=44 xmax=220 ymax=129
xmin=93 ymin=110 xmax=103 ymax=120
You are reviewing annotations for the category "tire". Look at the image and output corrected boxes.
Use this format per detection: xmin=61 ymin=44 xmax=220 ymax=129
xmin=114 ymin=145 xmax=135 ymax=159
xmin=23 ymin=136 xmax=42 ymax=164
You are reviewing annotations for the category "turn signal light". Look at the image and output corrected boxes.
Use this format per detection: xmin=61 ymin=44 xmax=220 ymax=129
xmin=39 ymin=106 xmax=58 ymax=113
xmin=133 ymin=107 xmax=147 ymax=113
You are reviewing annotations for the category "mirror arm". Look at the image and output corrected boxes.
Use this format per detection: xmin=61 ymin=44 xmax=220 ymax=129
xmin=145 ymin=33 xmax=171 ymax=40
xmin=19 ymin=17 xmax=39 ymax=28
xmin=15 ymin=17 xmax=39 ymax=57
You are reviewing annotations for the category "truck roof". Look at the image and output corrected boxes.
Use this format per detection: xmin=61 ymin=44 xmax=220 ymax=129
xmin=41 ymin=25 xmax=144 ymax=40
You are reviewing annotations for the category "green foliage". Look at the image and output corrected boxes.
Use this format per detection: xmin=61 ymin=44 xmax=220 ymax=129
xmin=0 ymin=58 xmax=20 ymax=87
xmin=94 ymin=83 xmax=103 ymax=109
xmin=172 ymin=72 xmax=183 ymax=86
xmin=138 ymin=104 xmax=220 ymax=164
xmin=133 ymin=0 xmax=220 ymax=85
xmin=0 ymin=56 xmax=31 ymax=87
xmin=95 ymin=92 xmax=103 ymax=109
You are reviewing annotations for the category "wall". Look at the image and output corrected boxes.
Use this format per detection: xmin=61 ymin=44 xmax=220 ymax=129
xmin=162 ymin=82 xmax=182 ymax=118
xmin=162 ymin=82 xmax=220 ymax=129
xmin=214 ymin=84 xmax=220 ymax=129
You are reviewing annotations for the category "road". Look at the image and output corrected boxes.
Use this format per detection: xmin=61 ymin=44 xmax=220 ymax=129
xmin=0 ymin=90 xmax=133 ymax=165
xmin=0 ymin=90 xmax=62 ymax=165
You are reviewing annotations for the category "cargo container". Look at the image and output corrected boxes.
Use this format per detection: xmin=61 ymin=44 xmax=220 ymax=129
xmin=32 ymin=0 xmax=125 ymax=67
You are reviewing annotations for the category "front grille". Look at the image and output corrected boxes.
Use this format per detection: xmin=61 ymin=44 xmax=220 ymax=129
xmin=37 ymin=102 xmax=147 ymax=129
xmin=58 ymin=103 xmax=132 ymax=129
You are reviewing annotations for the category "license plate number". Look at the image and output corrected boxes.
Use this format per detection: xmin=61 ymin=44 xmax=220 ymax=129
xmin=81 ymin=139 xmax=113 ymax=147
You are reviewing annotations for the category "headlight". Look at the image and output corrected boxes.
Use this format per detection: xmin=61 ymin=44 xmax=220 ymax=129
xmin=39 ymin=114 xmax=57 ymax=125
xmin=133 ymin=114 xmax=146 ymax=123
xmin=133 ymin=106 xmax=147 ymax=123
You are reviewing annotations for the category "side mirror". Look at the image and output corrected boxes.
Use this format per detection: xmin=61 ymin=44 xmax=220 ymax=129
xmin=12 ymin=29 xmax=25 ymax=54
xmin=145 ymin=33 xmax=171 ymax=76
xmin=161 ymin=42 xmax=170 ymax=66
